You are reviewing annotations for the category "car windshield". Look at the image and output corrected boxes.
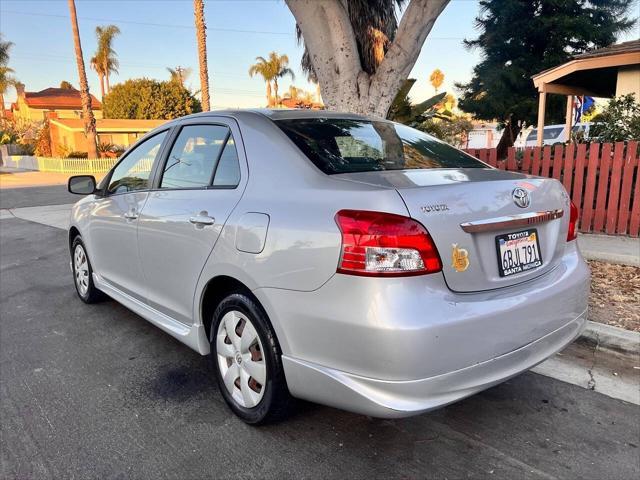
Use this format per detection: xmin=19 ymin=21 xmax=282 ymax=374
xmin=275 ymin=118 xmax=486 ymax=174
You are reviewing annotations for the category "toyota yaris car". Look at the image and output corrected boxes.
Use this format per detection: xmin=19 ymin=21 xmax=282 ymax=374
xmin=67 ymin=109 xmax=590 ymax=424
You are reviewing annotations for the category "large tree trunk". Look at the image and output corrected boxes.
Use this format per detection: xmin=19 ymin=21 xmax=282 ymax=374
xmin=105 ymin=69 xmax=110 ymax=94
xmin=0 ymin=93 xmax=5 ymax=118
xmin=194 ymin=0 xmax=211 ymax=111
xmin=496 ymin=118 xmax=522 ymax=160
xmin=286 ymin=0 xmax=449 ymax=117
xmin=68 ymin=0 xmax=98 ymax=159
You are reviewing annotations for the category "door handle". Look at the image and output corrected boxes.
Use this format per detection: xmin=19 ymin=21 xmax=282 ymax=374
xmin=189 ymin=212 xmax=215 ymax=226
xmin=123 ymin=211 xmax=138 ymax=220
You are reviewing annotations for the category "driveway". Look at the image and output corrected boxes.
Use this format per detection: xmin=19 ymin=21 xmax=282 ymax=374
xmin=1 ymin=187 xmax=639 ymax=479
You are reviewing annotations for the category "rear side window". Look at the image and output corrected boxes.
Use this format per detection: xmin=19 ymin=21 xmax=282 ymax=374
xmin=275 ymin=118 xmax=485 ymax=174
xmin=161 ymin=125 xmax=229 ymax=189
xmin=212 ymin=137 xmax=241 ymax=187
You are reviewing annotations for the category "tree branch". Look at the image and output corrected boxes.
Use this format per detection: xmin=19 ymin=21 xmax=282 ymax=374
xmin=285 ymin=0 xmax=362 ymax=104
xmin=371 ymin=0 xmax=450 ymax=113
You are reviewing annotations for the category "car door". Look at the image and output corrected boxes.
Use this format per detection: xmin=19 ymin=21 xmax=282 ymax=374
xmin=87 ymin=130 xmax=170 ymax=301
xmin=137 ymin=119 xmax=247 ymax=325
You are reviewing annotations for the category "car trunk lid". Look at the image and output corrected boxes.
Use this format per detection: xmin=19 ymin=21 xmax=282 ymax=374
xmin=333 ymin=168 xmax=571 ymax=292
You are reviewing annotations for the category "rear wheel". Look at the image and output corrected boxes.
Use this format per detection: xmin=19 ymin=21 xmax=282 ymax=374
xmin=71 ymin=236 xmax=104 ymax=303
xmin=210 ymin=293 xmax=291 ymax=424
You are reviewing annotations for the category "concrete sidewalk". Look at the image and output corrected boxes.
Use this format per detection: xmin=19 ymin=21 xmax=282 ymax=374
xmin=578 ymin=233 xmax=639 ymax=266
xmin=0 ymin=168 xmax=106 ymax=189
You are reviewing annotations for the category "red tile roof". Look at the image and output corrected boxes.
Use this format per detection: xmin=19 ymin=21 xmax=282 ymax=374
xmin=23 ymin=88 xmax=102 ymax=109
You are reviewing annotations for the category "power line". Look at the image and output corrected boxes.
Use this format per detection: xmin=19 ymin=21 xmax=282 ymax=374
xmin=1 ymin=10 xmax=294 ymax=35
xmin=1 ymin=9 xmax=465 ymax=40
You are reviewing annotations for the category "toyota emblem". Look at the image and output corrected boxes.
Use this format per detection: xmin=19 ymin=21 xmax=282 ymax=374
xmin=512 ymin=187 xmax=530 ymax=208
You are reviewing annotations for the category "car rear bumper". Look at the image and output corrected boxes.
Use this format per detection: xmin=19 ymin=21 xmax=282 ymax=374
xmin=254 ymin=242 xmax=590 ymax=417
xmin=281 ymin=309 xmax=586 ymax=418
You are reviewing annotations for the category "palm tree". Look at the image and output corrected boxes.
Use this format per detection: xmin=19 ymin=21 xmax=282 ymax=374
xmin=429 ymin=68 xmax=444 ymax=93
xmin=193 ymin=0 xmax=211 ymax=111
xmin=167 ymin=66 xmax=192 ymax=86
xmin=67 ymin=0 xmax=98 ymax=159
xmin=91 ymin=25 xmax=120 ymax=97
xmin=269 ymin=52 xmax=295 ymax=106
xmin=0 ymin=35 xmax=16 ymax=118
xmin=249 ymin=52 xmax=295 ymax=107
xmin=248 ymin=56 xmax=277 ymax=107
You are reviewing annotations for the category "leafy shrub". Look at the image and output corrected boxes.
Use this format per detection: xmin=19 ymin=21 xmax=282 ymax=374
xmin=67 ymin=151 xmax=88 ymax=158
xmin=590 ymin=94 xmax=640 ymax=142
xmin=102 ymin=78 xmax=202 ymax=120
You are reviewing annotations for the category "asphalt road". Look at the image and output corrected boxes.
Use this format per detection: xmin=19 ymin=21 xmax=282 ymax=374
xmin=1 ymin=192 xmax=639 ymax=479
xmin=0 ymin=184 xmax=78 ymax=208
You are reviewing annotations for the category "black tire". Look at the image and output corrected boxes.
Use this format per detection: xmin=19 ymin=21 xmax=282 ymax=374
xmin=71 ymin=236 xmax=104 ymax=304
xmin=209 ymin=292 xmax=292 ymax=424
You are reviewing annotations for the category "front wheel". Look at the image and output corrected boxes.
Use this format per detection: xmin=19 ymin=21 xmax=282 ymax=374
xmin=71 ymin=236 xmax=104 ymax=303
xmin=210 ymin=293 xmax=292 ymax=424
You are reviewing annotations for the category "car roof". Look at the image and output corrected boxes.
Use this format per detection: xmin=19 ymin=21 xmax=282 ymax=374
xmin=171 ymin=108 xmax=381 ymax=124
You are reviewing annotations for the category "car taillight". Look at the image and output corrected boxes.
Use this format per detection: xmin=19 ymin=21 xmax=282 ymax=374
xmin=567 ymin=201 xmax=578 ymax=241
xmin=335 ymin=209 xmax=442 ymax=277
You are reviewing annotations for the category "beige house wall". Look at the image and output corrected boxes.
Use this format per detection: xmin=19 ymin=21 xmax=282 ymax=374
xmin=13 ymin=97 xmax=103 ymax=122
xmin=616 ymin=65 xmax=640 ymax=98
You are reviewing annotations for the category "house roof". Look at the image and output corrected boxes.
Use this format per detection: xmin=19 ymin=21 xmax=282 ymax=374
xmin=573 ymin=39 xmax=640 ymax=60
xmin=23 ymin=88 xmax=102 ymax=110
xmin=532 ymin=40 xmax=640 ymax=97
xmin=51 ymin=118 xmax=165 ymax=132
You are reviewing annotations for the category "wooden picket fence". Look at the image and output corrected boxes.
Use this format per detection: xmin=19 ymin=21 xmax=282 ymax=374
xmin=464 ymin=141 xmax=640 ymax=237
xmin=5 ymin=155 xmax=154 ymax=175
xmin=35 ymin=157 xmax=118 ymax=174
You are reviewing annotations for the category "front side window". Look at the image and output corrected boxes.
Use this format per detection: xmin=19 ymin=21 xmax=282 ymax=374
xmin=108 ymin=131 xmax=167 ymax=194
xmin=160 ymin=125 xmax=230 ymax=189
xmin=275 ymin=118 xmax=485 ymax=174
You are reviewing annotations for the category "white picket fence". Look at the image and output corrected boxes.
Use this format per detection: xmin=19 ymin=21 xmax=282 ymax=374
xmin=5 ymin=155 xmax=119 ymax=174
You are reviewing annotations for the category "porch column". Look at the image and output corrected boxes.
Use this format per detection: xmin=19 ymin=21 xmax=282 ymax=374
xmin=536 ymin=89 xmax=546 ymax=148
xmin=565 ymin=95 xmax=573 ymax=142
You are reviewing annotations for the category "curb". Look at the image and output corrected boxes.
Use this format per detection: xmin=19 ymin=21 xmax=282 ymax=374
xmin=577 ymin=320 xmax=640 ymax=356
xmin=581 ymin=250 xmax=640 ymax=267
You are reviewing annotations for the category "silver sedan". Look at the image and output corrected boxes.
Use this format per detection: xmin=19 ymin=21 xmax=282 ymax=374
xmin=67 ymin=109 xmax=590 ymax=424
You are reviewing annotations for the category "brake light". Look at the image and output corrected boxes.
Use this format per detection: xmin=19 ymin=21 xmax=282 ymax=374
xmin=567 ymin=201 xmax=578 ymax=241
xmin=335 ymin=210 xmax=442 ymax=276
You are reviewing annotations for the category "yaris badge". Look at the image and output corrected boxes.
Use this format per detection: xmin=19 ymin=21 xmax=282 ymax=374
xmin=512 ymin=187 xmax=530 ymax=208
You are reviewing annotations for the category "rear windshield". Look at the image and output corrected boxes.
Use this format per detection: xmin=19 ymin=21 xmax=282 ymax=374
xmin=275 ymin=118 xmax=486 ymax=174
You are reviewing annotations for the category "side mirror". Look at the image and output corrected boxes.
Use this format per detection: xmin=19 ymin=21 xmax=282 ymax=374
xmin=68 ymin=175 xmax=97 ymax=195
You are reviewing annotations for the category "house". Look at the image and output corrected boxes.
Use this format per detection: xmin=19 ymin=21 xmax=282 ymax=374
xmin=49 ymin=117 xmax=165 ymax=155
xmin=11 ymin=83 xmax=103 ymax=122
xmin=532 ymin=39 xmax=640 ymax=147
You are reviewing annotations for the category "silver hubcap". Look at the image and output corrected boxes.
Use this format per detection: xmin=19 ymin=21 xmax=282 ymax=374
xmin=73 ymin=244 xmax=90 ymax=296
xmin=216 ymin=310 xmax=267 ymax=408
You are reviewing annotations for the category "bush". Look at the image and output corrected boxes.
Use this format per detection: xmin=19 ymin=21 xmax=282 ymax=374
xmin=67 ymin=151 xmax=88 ymax=158
xmin=590 ymin=94 xmax=640 ymax=142
xmin=34 ymin=121 xmax=52 ymax=156
xmin=418 ymin=116 xmax=474 ymax=147
xmin=102 ymin=78 xmax=202 ymax=120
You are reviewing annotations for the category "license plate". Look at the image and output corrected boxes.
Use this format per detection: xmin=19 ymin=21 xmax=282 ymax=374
xmin=495 ymin=229 xmax=543 ymax=277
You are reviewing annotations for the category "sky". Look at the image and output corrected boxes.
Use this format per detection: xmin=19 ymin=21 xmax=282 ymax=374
xmin=0 ymin=0 xmax=638 ymax=111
